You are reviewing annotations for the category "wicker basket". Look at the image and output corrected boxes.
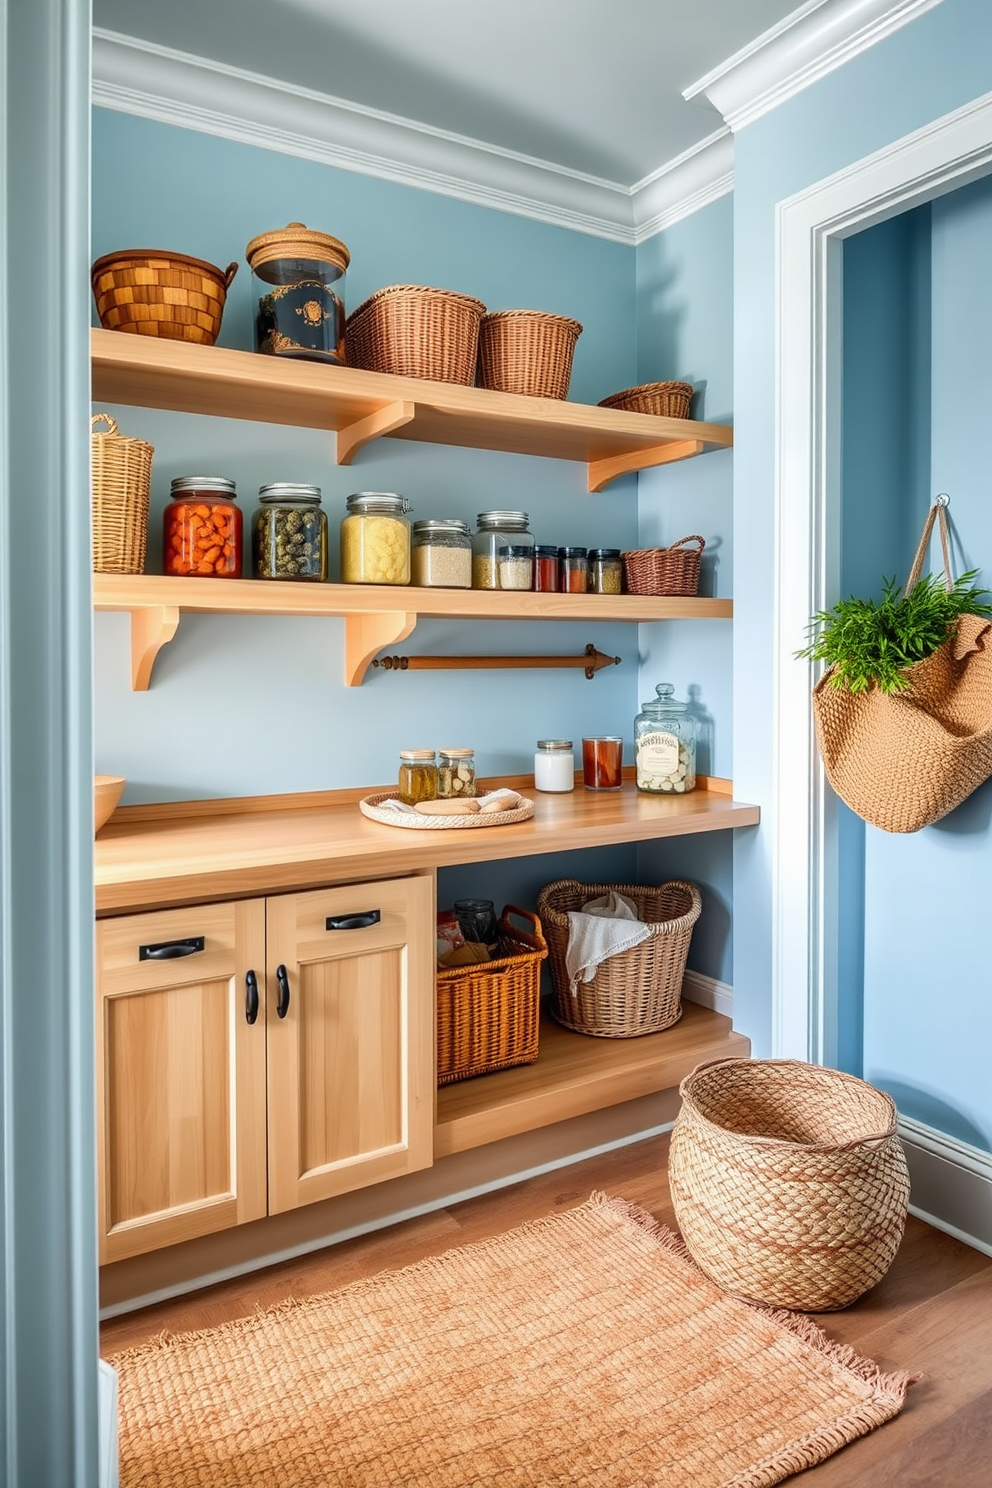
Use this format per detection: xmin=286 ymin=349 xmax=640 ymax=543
xmin=622 ymin=535 xmax=704 ymax=597
xmin=90 ymin=414 xmax=154 ymax=574
xmin=599 ymin=380 xmax=694 ymax=419
xmin=669 ymin=1058 xmax=910 ymax=1312
xmin=346 ymin=284 xmax=486 ymax=385
xmin=436 ymin=906 xmax=547 ymax=1084
xmin=91 ymin=250 xmax=238 ymax=345
xmin=536 ymin=880 xmax=700 ymax=1038
xmin=477 ymin=310 xmax=583 ymax=399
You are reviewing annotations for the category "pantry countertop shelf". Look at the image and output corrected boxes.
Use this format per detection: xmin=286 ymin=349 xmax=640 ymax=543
xmin=93 ymin=573 xmax=734 ymax=689
xmin=91 ymin=328 xmax=733 ymax=492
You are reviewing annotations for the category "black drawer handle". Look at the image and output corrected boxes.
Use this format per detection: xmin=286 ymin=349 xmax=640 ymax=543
xmin=325 ymin=910 xmax=381 ymax=931
xmin=275 ymin=963 xmax=291 ymax=1019
xmin=139 ymin=936 xmax=205 ymax=961
xmin=245 ymin=969 xmax=259 ymax=1025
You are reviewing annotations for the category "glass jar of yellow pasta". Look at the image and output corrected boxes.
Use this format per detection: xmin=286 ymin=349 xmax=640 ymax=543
xmin=340 ymin=492 xmax=412 ymax=584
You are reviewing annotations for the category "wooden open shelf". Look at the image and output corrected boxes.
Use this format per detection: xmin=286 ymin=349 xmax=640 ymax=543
xmin=435 ymin=1001 xmax=749 ymax=1155
xmin=93 ymin=572 xmax=733 ymax=689
xmin=91 ymin=328 xmax=733 ymax=492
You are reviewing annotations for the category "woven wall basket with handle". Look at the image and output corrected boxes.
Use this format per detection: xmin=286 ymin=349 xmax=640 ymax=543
xmin=812 ymin=500 xmax=992 ymax=833
xmin=669 ymin=1058 xmax=910 ymax=1312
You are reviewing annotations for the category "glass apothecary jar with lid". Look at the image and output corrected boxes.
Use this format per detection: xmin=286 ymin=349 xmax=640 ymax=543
xmin=634 ymin=683 xmax=698 ymax=794
xmin=245 ymin=222 xmax=350 ymax=364
xmin=252 ymin=483 xmax=327 ymax=580
xmin=164 ymin=476 xmax=242 ymax=578
xmin=341 ymin=492 xmax=412 ymax=584
xmin=471 ymin=511 xmax=534 ymax=589
xmin=410 ymin=519 xmax=472 ymax=588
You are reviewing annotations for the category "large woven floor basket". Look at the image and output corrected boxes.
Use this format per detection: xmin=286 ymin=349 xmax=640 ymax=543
xmin=346 ymin=284 xmax=486 ymax=385
xmin=91 ymin=413 xmax=153 ymax=574
xmin=436 ymin=906 xmax=547 ymax=1084
xmin=669 ymin=1058 xmax=910 ymax=1311
xmin=536 ymin=879 xmax=701 ymax=1038
xmin=477 ymin=310 xmax=582 ymax=399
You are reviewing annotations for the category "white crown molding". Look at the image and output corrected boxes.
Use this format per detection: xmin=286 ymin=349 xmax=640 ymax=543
xmin=684 ymin=0 xmax=948 ymax=133
xmin=92 ymin=28 xmax=733 ymax=246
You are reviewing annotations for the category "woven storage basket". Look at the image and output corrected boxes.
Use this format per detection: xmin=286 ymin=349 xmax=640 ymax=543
xmin=536 ymin=879 xmax=700 ymax=1038
xmin=436 ymin=906 xmax=547 ymax=1084
xmin=91 ymin=250 xmax=238 ymax=345
xmin=599 ymin=380 xmax=694 ymax=419
xmin=90 ymin=413 xmax=154 ymax=574
xmin=622 ymin=535 xmax=704 ymax=597
xmin=669 ymin=1058 xmax=910 ymax=1312
xmin=477 ymin=310 xmax=583 ymax=399
xmin=346 ymin=284 xmax=486 ymax=384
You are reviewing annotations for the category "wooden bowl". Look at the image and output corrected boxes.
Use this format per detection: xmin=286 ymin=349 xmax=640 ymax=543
xmin=95 ymin=775 xmax=126 ymax=834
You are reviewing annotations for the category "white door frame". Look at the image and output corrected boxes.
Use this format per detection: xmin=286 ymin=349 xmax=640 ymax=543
xmin=772 ymin=89 xmax=992 ymax=1063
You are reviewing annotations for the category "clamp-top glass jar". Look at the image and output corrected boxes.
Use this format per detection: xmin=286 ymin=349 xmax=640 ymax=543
xmin=341 ymin=492 xmax=412 ymax=584
xmin=471 ymin=511 xmax=534 ymax=590
xmin=411 ymin=520 xmax=472 ymax=588
xmin=634 ymin=683 xmax=698 ymax=794
xmin=164 ymin=476 xmax=242 ymax=578
xmin=252 ymin=483 xmax=327 ymax=580
xmin=245 ymin=221 xmax=350 ymax=364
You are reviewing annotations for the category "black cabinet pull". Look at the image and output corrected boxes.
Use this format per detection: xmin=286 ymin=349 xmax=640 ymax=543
xmin=139 ymin=935 xmax=205 ymax=961
xmin=275 ymin=963 xmax=291 ymax=1019
xmin=325 ymin=910 xmax=381 ymax=931
xmin=245 ymin=969 xmax=259 ymax=1025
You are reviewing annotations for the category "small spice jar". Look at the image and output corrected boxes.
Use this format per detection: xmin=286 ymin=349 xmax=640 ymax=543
xmin=398 ymin=749 xmax=437 ymax=804
xmin=534 ymin=739 xmax=575 ymax=792
xmin=533 ymin=545 xmax=559 ymax=592
xmin=472 ymin=511 xmax=534 ymax=589
xmin=437 ymin=748 xmax=476 ymax=798
xmin=341 ymin=492 xmax=412 ymax=584
xmin=163 ymin=477 xmax=242 ymax=578
xmin=245 ymin=222 xmax=350 ymax=364
xmin=410 ymin=520 xmax=472 ymax=589
xmin=498 ymin=544 xmax=534 ymax=590
xmin=559 ymin=546 xmax=589 ymax=593
xmin=589 ymin=548 xmax=623 ymax=595
xmin=634 ymin=683 xmax=699 ymax=794
xmin=252 ymin=483 xmax=327 ymax=580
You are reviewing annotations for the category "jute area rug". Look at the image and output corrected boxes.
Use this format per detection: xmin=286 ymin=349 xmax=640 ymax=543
xmin=109 ymin=1193 xmax=914 ymax=1488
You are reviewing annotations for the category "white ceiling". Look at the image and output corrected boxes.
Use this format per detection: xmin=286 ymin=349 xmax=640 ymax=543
xmin=93 ymin=0 xmax=804 ymax=186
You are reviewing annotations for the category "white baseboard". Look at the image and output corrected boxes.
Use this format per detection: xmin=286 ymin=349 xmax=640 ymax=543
xmin=899 ymin=1114 xmax=992 ymax=1259
xmin=681 ymin=969 xmax=734 ymax=1018
xmin=98 ymin=1359 xmax=119 ymax=1488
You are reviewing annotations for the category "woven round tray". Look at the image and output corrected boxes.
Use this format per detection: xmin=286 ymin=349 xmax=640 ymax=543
xmin=359 ymin=791 xmax=534 ymax=829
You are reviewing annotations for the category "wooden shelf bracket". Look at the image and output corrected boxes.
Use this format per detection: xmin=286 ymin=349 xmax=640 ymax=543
xmin=344 ymin=610 xmax=417 ymax=687
xmin=588 ymin=438 xmax=706 ymax=493
xmin=336 ymin=400 xmax=417 ymax=465
xmin=129 ymin=605 xmax=181 ymax=690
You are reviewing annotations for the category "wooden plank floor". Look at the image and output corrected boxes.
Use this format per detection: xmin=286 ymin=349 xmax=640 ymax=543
xmin=101 ymin=1133 xmax=992 ymax=1485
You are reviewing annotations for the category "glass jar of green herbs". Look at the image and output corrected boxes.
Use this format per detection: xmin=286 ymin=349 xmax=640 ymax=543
xmin=252 ymin=483 xmax=328 ymax=580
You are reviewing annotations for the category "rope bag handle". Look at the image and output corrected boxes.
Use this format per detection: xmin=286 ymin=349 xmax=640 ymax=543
xmin=905 ymin=494 xmax=952 ymax=596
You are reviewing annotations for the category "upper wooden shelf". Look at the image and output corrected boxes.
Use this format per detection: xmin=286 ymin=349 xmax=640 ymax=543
xmin=91 ymin=328 xmax=733 ymax=492
xmin=93 ymin=573 xmax=733 ymax=689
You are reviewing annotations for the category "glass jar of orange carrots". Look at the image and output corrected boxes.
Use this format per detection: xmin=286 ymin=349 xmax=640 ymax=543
xmin=163 ymin=477 xmax=243 ymax=578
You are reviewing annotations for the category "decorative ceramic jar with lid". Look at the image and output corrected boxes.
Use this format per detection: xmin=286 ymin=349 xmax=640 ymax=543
xmin=245 ymin=221 xmax=350 ymax=364
xmin=634 ymin=683 xmax=698 ymax=793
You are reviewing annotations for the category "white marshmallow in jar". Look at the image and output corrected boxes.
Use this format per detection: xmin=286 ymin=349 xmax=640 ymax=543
xmin=534 ymin=739 xmax=575 ymax=792
xmin=634 ymin=683 xmax=698 ymax=794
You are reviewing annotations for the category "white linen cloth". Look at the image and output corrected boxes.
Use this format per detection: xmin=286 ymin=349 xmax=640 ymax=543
xmin=564 ymin=890 xmax=652 ymax=995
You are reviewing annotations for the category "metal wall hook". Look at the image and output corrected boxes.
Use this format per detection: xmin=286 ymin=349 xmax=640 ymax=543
xmin=934 ymin=492 xmax=950 ymax=507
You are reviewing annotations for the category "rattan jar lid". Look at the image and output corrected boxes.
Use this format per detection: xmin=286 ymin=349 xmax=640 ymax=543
xmin=245 ymin=222 xmax=351 ymax=274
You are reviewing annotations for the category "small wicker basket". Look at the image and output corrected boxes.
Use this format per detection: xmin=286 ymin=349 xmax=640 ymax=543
xmin=536 ymin=880 xmax=700 ymax=1038
xmin=91 ymin=249 xmax=238 ymax=345
xmin=436 ymin=906 xmax=547 ymax=1084
xmin=91 ymin=413 xmax=154 ymax=574
xmin=669 ymin=1058 xmax=910 ymax=1311
xmin=622 ymin=535 xmax=704 ymax=597
xmin=477 ymin=310 xmax=583 ymax=399
xmin=599 ymin=380 xmax=694 ymax=419
xmin=346 ymin=284 xmax=486 ymax=384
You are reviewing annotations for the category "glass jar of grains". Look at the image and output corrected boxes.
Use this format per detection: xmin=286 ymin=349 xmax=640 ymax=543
xmin=437 ymin=748 xmax=476 ymax=798
xmin=398 ymin=749 xmax=437 ymax=804
xmin=164 ymin=477 xmax=243 ymax=578
xmin=589 ymin=548 xmax=623 ymax=594
xmin=410 ymin=519 xmax=472 ymax=588
xmin=634 ymin=683 xmax=699 ymax=794
xmin=252 ymin=483 xmax=327 ymax=580
xmin=498 ymin=544 xmax=534 ymax=590
xmin=341 ymin=492 xmax=411 ymax=584
xmin=472 ymin=511 xmax=534 ymax=589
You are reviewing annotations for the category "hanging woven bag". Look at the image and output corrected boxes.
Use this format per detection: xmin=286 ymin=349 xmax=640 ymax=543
xmin=812 ymin=500 xmax=992 ymax=833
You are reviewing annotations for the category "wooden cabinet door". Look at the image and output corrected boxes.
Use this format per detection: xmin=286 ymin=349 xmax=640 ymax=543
xmin=265 ymin=875 xmax=434 ymax=1214
xmin=96 ymin=899 xmax=268 ymax=1263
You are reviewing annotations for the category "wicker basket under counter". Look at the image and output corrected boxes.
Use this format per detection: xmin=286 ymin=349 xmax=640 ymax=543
xmin=436 ymin=906 xmax=547 ymax=1084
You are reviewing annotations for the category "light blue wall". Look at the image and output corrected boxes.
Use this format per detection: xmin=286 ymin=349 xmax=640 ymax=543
xmin=634 ymin=195 xmax=736 ymax=982
xmin=732 ymin=0 xmax=992 ymax=1055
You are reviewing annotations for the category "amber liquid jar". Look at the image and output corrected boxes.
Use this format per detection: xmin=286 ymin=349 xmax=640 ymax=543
xmin=533 ymin=545 xmax=559 ymax=592
xmin=559 ymin=546 xmax=589 ymax=593
xmin=164 ymin=477 xmax=242 ymax=577
xmin=582 ymin=736 xmax=624 ymax=790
